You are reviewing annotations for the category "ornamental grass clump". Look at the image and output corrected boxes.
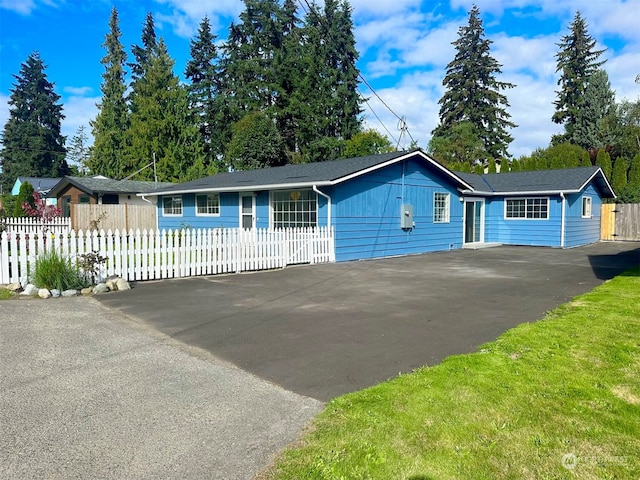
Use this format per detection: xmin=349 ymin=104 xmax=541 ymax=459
xmin=32 ymin=250 xmax=86 ymax=292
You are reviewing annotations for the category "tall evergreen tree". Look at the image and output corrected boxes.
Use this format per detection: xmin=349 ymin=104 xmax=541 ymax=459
xmin=572 ymin=69 xmax=617 ymax=150
xmin=0 ymin=52 xmax=68 ymax=192
xmin=129 ymin=12 xmax=157 ymax=90
xmin=88 ymin=7 xmax=129 ymax=177
xmin=432 ymin=5 xmax=516 ymax=163
xmin=552 ymin=11 xmax=606 ymax=144
xmin=66 ymin=125 xmax=89 ymax=174
xmin=124 ymin=38 xmax=203 ymax=182
xmin=611 ymin=156 xmax=628 ymax=195
xmin=300 ymin=0 xmax=362 ymax=162
xmin=185 ymin=16 xmax=221 ymax=172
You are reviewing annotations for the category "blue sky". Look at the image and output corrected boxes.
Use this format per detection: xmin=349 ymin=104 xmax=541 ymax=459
xmin=1 ymin=0 xmax=639 ymax=159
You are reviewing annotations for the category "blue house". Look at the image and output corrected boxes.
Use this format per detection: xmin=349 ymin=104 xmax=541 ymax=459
xmin=144 ymin=149 xmax=615 ymax=262
xmin=11 ymin=177 xmax=61 ymax=205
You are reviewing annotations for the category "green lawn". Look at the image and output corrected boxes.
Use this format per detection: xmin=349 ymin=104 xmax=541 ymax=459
xmin=262 ymin=268 xmax=640 ymax=480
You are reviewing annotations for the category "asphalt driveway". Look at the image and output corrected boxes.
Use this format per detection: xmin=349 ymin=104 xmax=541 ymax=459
xmin=98 ymin=242 xmax=640 ymax=402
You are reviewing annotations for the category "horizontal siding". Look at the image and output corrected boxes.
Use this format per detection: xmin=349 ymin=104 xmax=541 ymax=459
xmin=564 ymin=184 xmax=602 ymax=247
xmin=158 ymin=192 xmax=239 ymax=230
xmin=333 ymin=159 xmax=464 ymax=262
xmin=484 ymin=196 xmax=562 ymax=247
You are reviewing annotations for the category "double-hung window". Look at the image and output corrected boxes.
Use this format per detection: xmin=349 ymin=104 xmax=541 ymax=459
xmin=433 ymin=192 xmax=450 ymax=223
xmin=581 ymin=196 xmax=592 ymax=218
xmin=162 ymin=195 xmax=183 ymax=216
xmin=272 ymin=190 xmax=317 ymax=229
xmin=505 ymin=198 xmax=548 ymax=219
xmin=196 ymin=193 xmax=220 ymax=216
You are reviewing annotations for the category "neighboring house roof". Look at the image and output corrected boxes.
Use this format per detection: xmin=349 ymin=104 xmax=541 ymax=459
xmin=13 ymin=177 xmax=61 ymax=194
xmin=144 ymin=149 xmax=475 ymax=196
xmin=48 ymin=176 xmax=174 ymax=198
xmin=455 ymin=166 xmax=615 ymax=197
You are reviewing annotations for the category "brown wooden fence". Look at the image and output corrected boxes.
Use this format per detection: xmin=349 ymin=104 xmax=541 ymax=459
xmin=601 ymin=203 xmax=640 ymax=241
xmin=71 ymin=204 xmax=156 ymax=232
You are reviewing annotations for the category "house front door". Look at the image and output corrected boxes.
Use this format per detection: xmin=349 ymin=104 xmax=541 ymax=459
xmin=464 ymin=199 xmax=484 ymax=244
xmin=240 ymin=194 xmax=255 ymax=229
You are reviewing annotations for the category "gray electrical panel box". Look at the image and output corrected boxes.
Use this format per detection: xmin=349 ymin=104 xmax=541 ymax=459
xmin=401 ymin=204 xmax=413 ymax=229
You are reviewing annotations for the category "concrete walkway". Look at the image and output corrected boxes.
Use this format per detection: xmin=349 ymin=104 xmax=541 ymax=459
xmin=0 ymin=298 xmax=322 ymax=479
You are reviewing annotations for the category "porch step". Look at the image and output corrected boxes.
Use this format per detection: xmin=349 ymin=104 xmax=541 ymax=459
xmin=462 ymin=242 xmax=503 ymax=250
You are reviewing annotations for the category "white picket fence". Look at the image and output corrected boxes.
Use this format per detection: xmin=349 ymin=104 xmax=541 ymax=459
xmin=0 ymin=227 xmax=335 ymax=285
xmin=1 ymin=216 xmax=71 ymax=235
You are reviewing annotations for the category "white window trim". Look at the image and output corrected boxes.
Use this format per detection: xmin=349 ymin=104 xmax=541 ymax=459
xmin=433 ymin=192 xmax=450 ymax=223
xmin=195 ymin=193 xmax=221 ymax=217
xmin=162 ymin=195 xmax=183 ymax=217
xmin=269 ymin=189 xmax=319 ymax=229
xmin=504 ymin=197 xmax=550 ymax=220
xmin=581 ymin=196 xmax=592 ymax=218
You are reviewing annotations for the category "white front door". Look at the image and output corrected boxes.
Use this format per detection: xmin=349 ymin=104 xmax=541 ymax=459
xmin=464 ymin=199 xmax=485 ymax=244
xmin=240 ymin=194 xmax=255 ymax=229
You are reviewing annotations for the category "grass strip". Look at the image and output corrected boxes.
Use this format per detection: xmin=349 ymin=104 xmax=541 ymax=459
xmin=263 ymin=267 xmax=640 ymax=480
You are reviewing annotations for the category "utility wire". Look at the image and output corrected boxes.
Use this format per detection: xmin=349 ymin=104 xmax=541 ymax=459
xmin=295 ymin=0 xmax=416 ymax=146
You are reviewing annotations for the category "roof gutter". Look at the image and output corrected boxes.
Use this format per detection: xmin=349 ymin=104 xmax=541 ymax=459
xmin=140 ymin=180 xmax=334 ymax=197
xmin=313 ymin=185 xmax=332 ymax=228
xmin=458 ymin=189 xmax=582 ymax=197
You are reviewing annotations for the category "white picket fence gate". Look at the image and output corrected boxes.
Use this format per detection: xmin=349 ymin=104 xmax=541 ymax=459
xmin=0 ymin=227 xmax=335 ymax=285
xmin=2 ymin=216 xmax=71 ymax=235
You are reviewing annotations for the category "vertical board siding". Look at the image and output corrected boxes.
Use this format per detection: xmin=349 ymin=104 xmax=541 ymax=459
xmin=72 ymin=204 xmax=156 ymax=232
xmin=0 ymin=227 xmax=335 ymax=285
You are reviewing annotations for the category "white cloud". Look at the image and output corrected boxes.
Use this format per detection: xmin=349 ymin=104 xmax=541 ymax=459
xmin=60 ymin=95 xmax=99 ymax=145
xmin=153 ymin=0 xmax=243 ymax=38
xmin=349 ymin=0 xmax=422 ymax=17
xmin=0 ymin=0 xmax=59 ymax=15
xmin=63 ymin=86 xmax=93 ymax=96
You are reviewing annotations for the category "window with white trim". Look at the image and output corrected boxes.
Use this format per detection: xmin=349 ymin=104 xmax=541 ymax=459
xmin=433 ymin=192 xmax=450 ymax=223
xmin=582 ymin=196 xmax=592 ymax=218
xmin=162 ymin=195 xmax=183 ymax=216
xmin=196 ymin=193 xmax=220 ymax=216
xmin=505 ymin=198 xmax=548 ymax=219
xmin=272 ymin=190 xmax=317 ymax=228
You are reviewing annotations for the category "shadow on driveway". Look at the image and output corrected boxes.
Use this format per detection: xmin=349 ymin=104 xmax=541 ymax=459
xmin=98 ymin=242 xmax=639 ymax=401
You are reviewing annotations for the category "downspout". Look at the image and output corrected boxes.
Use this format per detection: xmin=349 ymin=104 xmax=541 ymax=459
xmin=312 ymin=185 xmax=331 ymax=227
xmin=560 ymin=192 xmax=566 ymax=248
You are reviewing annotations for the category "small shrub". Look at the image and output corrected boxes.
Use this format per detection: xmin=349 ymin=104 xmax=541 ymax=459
xmin=76 ymin=250 xmax=106 ymax=285
xmin=32 ymin=250 xmax=86 ymax=291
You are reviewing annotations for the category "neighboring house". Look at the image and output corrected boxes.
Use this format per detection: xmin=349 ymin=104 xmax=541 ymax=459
xmin=11 ymin=177 xmax=61 ymax=205
xmin=48 ymin=176 xmax=174 ymax=217
xmin=144 ymin=149 xmax=615 ymax=262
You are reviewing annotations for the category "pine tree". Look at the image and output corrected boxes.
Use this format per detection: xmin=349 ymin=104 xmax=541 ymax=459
xmin=299 ymin=0 xmax=362 ymax=162
xmin=88 ymin=7 xmax=129 ymax=178
xmin=0 ymin=52 xmax=68 ymax=192
xmin=185 ymin=16 xmax=222 ymax=171
xmin=432 ymin=5 xmax=516 ymax=163
xmin=572 ymin=69 xmax=617 ymax=150
xmin=124 ymin=38 xmax=203 ymax=182
xmin=66 ymin=125 xmax=89 ymax=174
xmin=13 ymin=181 xmax=35 ymax=217
xmin=553 ymin=11 xmax=606 ymax=144
xmin=129 ymin=12 xmax=157 ymax=90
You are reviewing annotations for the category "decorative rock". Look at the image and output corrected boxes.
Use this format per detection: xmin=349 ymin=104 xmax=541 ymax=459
xmin=114 ymin=278 xmax=131 ymax=291
xmin=62 ymin=289 xmax=79 ymax=297
xmin=50 ymin=289 xmax=61 ymax=298
xmin=38 ymin=288 xmax=52 ymax=299
xmin=21 ymin=284 xmax=38 ymax=296
xmin=93 ymin=283 xmax=110 ymax=294
xmin=105 ymin=278 xmax=118 ymax=291
xmin=81 ymin=287 xmax=94 ymax=296
xmin=7 ymin=282 xmax=22 ymax=292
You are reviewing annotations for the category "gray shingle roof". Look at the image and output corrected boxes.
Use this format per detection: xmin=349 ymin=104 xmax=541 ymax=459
xmin=17 ymin=177 xmax=61 ymax=192
xmin=48 ymin=176 xmax=174 ymax=197
xmin=454 ymin=166 xmax=614 ymax=197
xmin=149 ymin=151 xmax=410 ymax=194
